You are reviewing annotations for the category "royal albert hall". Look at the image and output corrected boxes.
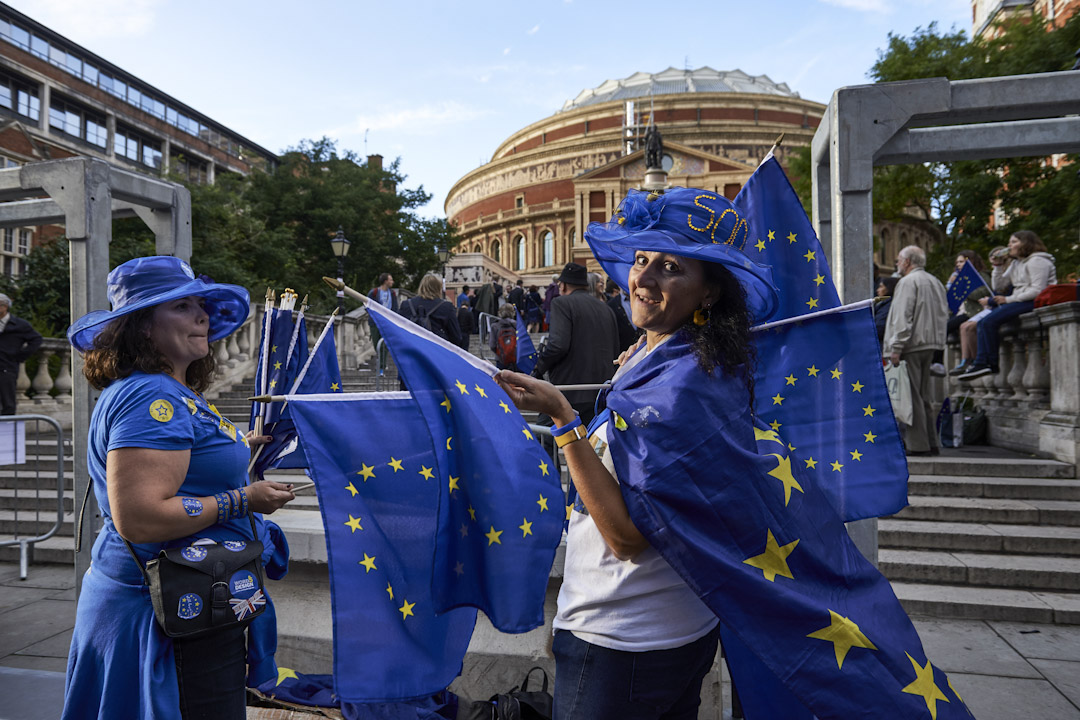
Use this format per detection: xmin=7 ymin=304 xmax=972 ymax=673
xmin=443 ymin=67 xmax=827 ymax=290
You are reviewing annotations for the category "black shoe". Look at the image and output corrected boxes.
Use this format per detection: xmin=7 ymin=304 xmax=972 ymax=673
xmin=930 ymin=447 xmax=940 ymax=456
xmin=957 ymin=364 xmax=995 ymax=381
xmin=948 ymin=362 xmax=972 ymax=376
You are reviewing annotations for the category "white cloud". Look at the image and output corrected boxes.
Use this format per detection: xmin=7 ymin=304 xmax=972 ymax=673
xmin=817 ymin=0 xmax=890 ymax=12
xmin=527 ymin=24 xmax=540 ymax=35
xmin=13 ymin=0 xmax=162 ymax=39
xmin=503 ymin=47 xmax=512 ymax=55
xmin=325 ymin=102 xmax=490 ymax=137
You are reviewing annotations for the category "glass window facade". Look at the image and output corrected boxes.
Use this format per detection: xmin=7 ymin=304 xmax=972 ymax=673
xmin=0 ymin=68 xmax=39 ymax=121
xmin=515 ymin=236 xmax=526 ymax=270
xmin=542 ymin=230 xmax=554 ymax=267
xmin=115 ymin=124 xmax=162 ymax=169
xmin=50 ymin=95 xmax=107 ymax=148
xmin=17 ymin=229 xmax=30 ymax=255
xmin=2 ymin=229 xmax=12 ymax=253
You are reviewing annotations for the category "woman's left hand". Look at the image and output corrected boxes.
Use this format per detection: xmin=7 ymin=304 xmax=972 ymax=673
xmin=494 ymin=370 xmax=575 ymax=424
xmin=245 ymin=430 xmax=272 ymax=448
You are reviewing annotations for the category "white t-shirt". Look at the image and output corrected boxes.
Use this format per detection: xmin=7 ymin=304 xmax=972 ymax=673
xmin=552 ymin=340 xmax=719 ymax=651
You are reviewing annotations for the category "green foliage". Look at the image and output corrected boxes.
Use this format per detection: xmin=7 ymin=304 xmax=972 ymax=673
xmin=0 ymin=237 xmax=71 ymax=336
xmin=865 ymin=13 xmax=1080 ymax=280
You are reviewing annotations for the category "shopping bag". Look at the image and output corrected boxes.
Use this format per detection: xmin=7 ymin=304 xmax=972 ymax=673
xmin=884 ymin=361 xmax=913 ymax=426
xmin=937 ymin=398 xmax=964 ymax=448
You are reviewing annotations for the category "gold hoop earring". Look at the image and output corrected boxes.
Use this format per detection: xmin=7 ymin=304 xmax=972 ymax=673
xmin=693 ymin=306 xmax=710 ymax=326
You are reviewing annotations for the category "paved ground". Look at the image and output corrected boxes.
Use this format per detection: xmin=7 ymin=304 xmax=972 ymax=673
xmin=0 ymin=562 xmax=1078 ymax=719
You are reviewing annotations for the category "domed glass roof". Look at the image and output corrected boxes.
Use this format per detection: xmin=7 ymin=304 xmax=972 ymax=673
xmin=561 ymin=66 xmax=799 ymax=112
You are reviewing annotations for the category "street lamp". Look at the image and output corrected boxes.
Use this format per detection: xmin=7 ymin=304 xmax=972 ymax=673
xmin=437 ymin=243 xmax=452 ymax=296
xmin=330 ymin=226 xmax=351 ymax=317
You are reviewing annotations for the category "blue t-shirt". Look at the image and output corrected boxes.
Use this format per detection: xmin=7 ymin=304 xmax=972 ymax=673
xmin=88 ymin=371 xmax=254 ymax=567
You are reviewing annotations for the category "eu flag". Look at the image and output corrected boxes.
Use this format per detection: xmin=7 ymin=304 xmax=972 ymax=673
xmin=287 ymin=393 xmax=477 ymax=703
xmin=515 ymin=310 xmax=538 ymax=376
xmin=250 ymin=307 xmax=307 ymax=428
xmin=752 ymin=302 xmax=908 ymax=521
xmin=365 ymin=298 xmax=564 ymax=632
xmin=605 ymin=333 xmax=974 ymax=720
xmin=734 ymin=155 xmax=840 ymax=321
xmin=947 ymin=259 xmax=988 ymax=314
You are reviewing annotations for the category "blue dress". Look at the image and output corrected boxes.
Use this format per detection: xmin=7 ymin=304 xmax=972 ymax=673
xmin=63 ymin=372 xmax=286 ymax=720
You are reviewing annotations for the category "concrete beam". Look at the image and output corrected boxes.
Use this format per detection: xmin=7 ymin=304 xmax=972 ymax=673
xmin=875 ymin=116 xmax=1080 ymax=165
xmin=0 ymin=198 xmax=66 ymax=228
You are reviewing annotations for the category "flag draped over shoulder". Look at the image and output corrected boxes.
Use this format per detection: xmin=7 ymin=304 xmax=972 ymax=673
xmin=752 ymin=303 xmax=908 ymax=520
xmin=604 ymin=333 xmax=972 ymax=720
xmin=947 ymin=260 xmax=989 ymax=314
xmin=515 ymin=310 xmax=538 ymax=375
xmin=734 ymin=155 xmax=908 ymax=521
xmin=287 ymin=393 xmax=477 ymax=704
xmin=364 ymin=298 xmax=564 ymax=632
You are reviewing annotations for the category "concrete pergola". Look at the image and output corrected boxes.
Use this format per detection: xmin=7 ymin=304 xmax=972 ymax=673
xmin=0 ymin=157 xmax=191 ymax=591
xmin=810 ymin=69 xmax=1080 ymax=561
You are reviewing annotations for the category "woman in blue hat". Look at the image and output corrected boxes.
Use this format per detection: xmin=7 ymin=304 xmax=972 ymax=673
xmin=63 ymin=256 xmax=295 ymax=720
xmin=496 ymin=188 xmax=778 ymax=719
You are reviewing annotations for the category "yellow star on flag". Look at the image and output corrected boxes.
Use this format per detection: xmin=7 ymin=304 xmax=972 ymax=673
xmin=766 ymin=454 xmax=804 ymax=506
xmin=485 ymin=526 xmax=503 ymax=546
xmin=537 ymin=494 xmax=549 ymax=511
xmin=788 ymin=442 xmax=797 ymax=452
xmin=771 ymin=393 xmax=784 ymax=406
xmin=767 ymin=229 xmax=776 ymax=241
xmin=947 ymin=678 xmax=964 ymax=704
xmin=539 ymin=461 xmax=549 ymax=476
xmin=468 ymin=505 xmax=477 ymax=521
xmin=863 ymin=404 xmax=876 ymax=417
xmin=330 ymin=382 xmax=340 ymax=391
xmin=813 ymin=274 xmax=826 ymax=286
xmin=742 ymin=529 xmax=799 ymax=582
xmin=344 ymin=514 xmax=363 ymax=533
xmin=566 ymin=503 xmax=573 ymax=520
xmin=519 ymin=518 xmax=533 ymax=537
xmin=806 ymin=610 xmax=878 ymax=669
xmin=268 ymin=379 xmax=277 ymax=389
xmin=399 ymin=599 xmax=416 ymax=619
xmin=474 ymin=384 xmax=488 ymax=397
xmin=787 ymin=231 xmax=797 ymax=243
xmin=803 ymin=249 xmax=816 ymax=262
xmin=769 ymin=419 xmax=782 ymax=431
xmin=387 ymin=457 xmax=404 ymax=472
xmin=864 ymin=430 xmax=877 ymax=443
xmin=276 ymin=667 xmax=299 ymax=686
xmin=345 ymin=482 xmax=359 ymax=497
xmin=807 ymin=365 xmax=820 ymax=377
xmin=418 ymin=465 xmax=434 ymax=481
xmin=357 ymin=464 xmax=376 ymax=481
xmin=359 ymin=553 xmax=377 ymax=572
xmin=440 ymin=395 xmax=452 ymax=412
xmin=805 ymin=457 xmax=818 ymax=469
xmin=455 ymin=380 xmax=469 ymax=395
xmin=499 ymin=401 xmax=511 ymax=414
xmin=831 ymin=368 xmax=842 ymax=379
xmin=273 ymin=361 xmax=282 ymax=371
xmin=271 ymin=345 xmax=278 ymax=353
xmin=851 ymin=380 xmax=864 ymax=393
xmin=785 ymin=374 xmax=797 ymax=386
xmin=850 ymin=449 xmax=863 ymax=461
xmin=807 ymin=297 xmax=819 ymax=309
xmin=831 ymin=460 xmax=844 ymax=472
xmin=446 ymin=436 xmax=453 ymax=451
xmin=755 ymin=239 xmax=766 ymax=252
xmin=385 ymin=583 xmax=393 ymax=600
xmin=522 ymin=427 xmax=534 ymax=441
xmin=448 ymin=475 xmax=460 ymax=492
xmin=901 ymin=654 xmax=950 ymax=719
xmin=754 ymin=427 xmax=784 ymax=445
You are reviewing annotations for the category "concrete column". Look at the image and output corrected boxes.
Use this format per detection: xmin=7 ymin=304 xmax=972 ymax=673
xmin=1035 ymin=302 xmax=1080 ymax=464
xmin=105 ymin=112 xmax=116 ymax=159
xmin=39 ymin=83 xmax=50 ymax=134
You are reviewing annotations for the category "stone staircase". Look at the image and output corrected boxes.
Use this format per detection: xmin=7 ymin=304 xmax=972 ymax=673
xmin=882 ymin=448 xmax=1080 ymax=625
xmin=0 ymin=433 xmax=75 ymax=567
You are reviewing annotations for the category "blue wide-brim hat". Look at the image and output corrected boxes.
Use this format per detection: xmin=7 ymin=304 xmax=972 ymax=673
xmin=585 ymin=187 xmax=779 ymax=323
xmin=67 ymin=255 xmax=250 ymax=352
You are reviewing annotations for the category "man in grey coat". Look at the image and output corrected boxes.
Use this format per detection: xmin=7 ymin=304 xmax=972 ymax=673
xmin=532 ymin=262 xmax=621 ymax=424
xmin=882 ymin=246 xmax=948 ymax=456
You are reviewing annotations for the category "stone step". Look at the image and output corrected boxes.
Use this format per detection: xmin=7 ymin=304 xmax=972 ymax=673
xmin=0 ymin=509 xmax=74 ymax=536
xmin=0 ymin=533 xmax=73 ymax=565
xmin=0 ymin=470 xmax=74 ymax=491
xmin=893 ymin=582 xmax=1079 ymax=624
xmin=0 ymin=489 xmax=73 ymax=513
xmin=880 ymin=519 xmax=1080 ymax=556
xmin=907 ymin=475 xmax=1080 ymax=502
xmin=879 ymin=548 xmax=1080 ymax=592
xmin=890 ymin=495 xmax=1080 ymax=526
xmin=906 ymin=454 xmax=1075 ymax=479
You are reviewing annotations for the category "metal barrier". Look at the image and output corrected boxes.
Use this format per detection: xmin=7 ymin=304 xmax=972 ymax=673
xmin=374 ymin=338 xmax=388 ymax=392
xmin=0 ymin=414 xmax=66 ymax=580
xmin=527 ymin=423 xmax=563 ymax=489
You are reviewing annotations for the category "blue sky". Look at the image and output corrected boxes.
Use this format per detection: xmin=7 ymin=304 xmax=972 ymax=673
xmin=11 ymin=0 xmax=971 ymax=217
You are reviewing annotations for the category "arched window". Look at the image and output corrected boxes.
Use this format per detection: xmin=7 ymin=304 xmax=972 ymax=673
xmin=491 ymin=239 xmax=501 ymax=265
xmin=473 ymin=243 xmax=482 ymax=253
xmin=568 ymin=227 xmax=576 ymax=245
xmin=515 ymin=235 xmax=526 ymax=270
xmin=542 ymin=230 xmax=554 ymax=267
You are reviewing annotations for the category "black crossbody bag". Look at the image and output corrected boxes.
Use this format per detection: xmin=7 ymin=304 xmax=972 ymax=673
xmin=121 ymin=510 xmax=267 ymax=639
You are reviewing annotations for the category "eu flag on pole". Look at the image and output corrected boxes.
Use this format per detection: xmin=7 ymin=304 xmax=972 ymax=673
xmin=752 ymin=302 xmax=908 ymax=521
xmin=947 ymin=259 xmax=989 ymax=314
xmin=366 ymin=298 xmax=563 ymax=632
xmin=287 ymin=393 xmax=477 ymax=703
xmin=250 ymin=308 xmax=307 ymax=428
xmin=515 ymin=311 xmax=538 ymax=376
xmin=734 ymin=155 xmax=840 ymax=321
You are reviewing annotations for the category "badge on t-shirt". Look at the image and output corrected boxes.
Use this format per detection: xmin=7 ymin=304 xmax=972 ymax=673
xmin=149 ymin=399 xmax=174 ymax=422
xmin=229 ymin=570 xmax=258 ymax=599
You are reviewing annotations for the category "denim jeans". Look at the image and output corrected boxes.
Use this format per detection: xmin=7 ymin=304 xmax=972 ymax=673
xmin=974 ymin=301 xmax=1034 ymax=370
xmin=552 ymin=625 xmax=721 ymax=720
xmin=173 ymin=624 xmax=248 ymax=720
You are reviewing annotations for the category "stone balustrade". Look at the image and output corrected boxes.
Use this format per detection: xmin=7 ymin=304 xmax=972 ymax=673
xmin=14 ymin=302 xmax=378 ymax=428
xmin=946 ymin=301 xmax=1080 ymax=464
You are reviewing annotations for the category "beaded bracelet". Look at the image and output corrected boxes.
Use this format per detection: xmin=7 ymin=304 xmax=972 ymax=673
xmin=228 ymin=488 xmax=248 ymax=520
xmin=239 ymin=487 xmax=249 ymax=518
xmin=214 ymin=492 xmax=229 ymax=524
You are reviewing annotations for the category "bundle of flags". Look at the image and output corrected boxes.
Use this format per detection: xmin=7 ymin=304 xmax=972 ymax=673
xmin=947 ymin=259 xmax=989 ymax=314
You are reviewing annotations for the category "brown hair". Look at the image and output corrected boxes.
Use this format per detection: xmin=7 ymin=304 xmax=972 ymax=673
xmin=417 ymin=273 xmax=443 ymax=300
xmin=957 ymin=249 xmax=986 ymax=273
xmin=81 ymin=307 xmax=217 ymax=391
xmin=1010 ymin=230 xmax=1047 ymax=258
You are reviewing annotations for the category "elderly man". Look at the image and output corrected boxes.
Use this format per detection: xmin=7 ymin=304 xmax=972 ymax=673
xmin=882 ymin=246 xmax=948 ymax=456
xmin=0 ymin=294 xmax=42 ymax=415
xmin=531 ymin=262 xmax=620 ymax=425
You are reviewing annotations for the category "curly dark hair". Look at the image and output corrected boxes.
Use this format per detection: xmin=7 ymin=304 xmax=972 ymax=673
xmin=81 ymin=307 xmax=217 ymax=391
xmin=680 ymin=260 xmax=756 ymax=406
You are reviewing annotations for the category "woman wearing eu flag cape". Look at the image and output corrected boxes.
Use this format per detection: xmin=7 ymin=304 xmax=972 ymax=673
xmin=496 ymin=189 xmax=973 ymax=720
xmin=62 ymin=256 xmax=295 ymax=720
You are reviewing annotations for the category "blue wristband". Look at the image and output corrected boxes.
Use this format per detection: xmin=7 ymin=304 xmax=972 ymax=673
xmin=551 ymin=414 xmax=582 ymax=437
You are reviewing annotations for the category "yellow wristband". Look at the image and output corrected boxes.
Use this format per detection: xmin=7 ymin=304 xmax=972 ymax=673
xmin=554 ymin=424 xmax=587 ymax=448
